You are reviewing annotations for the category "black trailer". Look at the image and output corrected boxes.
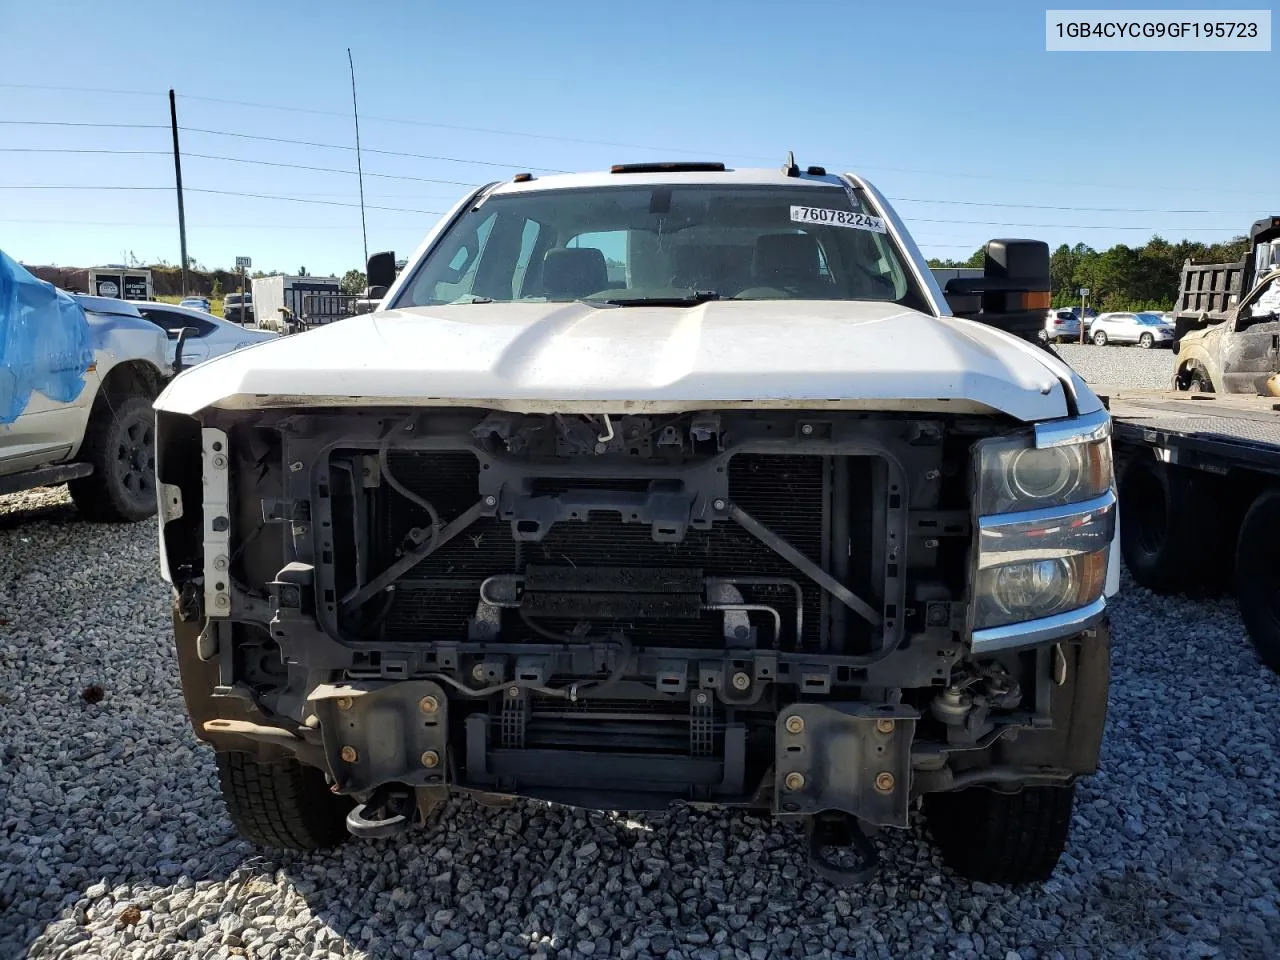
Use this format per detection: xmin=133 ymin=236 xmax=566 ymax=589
xmin=1098 ymin=386 xmax=1280 ymax=671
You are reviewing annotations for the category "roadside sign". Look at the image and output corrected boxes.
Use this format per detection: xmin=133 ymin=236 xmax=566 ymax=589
xmin=236 ymin=256 xmax=252 ymax=269
xmin=1079 ymin=287 xmax=1090 ymax=296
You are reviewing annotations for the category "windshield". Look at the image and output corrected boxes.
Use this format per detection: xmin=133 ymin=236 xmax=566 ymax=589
xmin=395 ymin=183 xmax=922 ymax=308
xmin=1136 ymin=313 xmax=1164 ymax=325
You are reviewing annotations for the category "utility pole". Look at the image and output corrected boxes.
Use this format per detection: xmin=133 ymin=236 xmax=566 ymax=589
xmin=348 ymin=48 xmax=369 ymax=269
xmin=169 ymin=89 xmax=190 ymax=297
xmin=1079 ymin=287 xmax=1089 ymax=344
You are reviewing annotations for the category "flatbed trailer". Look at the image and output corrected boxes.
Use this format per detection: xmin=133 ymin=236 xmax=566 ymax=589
xmin=1094 ymin=386 xmax=1280 ymax=671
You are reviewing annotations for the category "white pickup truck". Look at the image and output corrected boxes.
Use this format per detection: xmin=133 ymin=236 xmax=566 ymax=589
xmin=1 ymin=283 xmax=172 ymax=521
xmin=155 ymin=160 xmax=1121 ymax=885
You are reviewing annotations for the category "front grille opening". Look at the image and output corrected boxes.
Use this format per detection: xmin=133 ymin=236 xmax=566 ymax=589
xmin=328 ymin=448 xmax=888 ymax=654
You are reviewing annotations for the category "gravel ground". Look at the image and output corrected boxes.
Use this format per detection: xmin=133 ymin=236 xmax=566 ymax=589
xmin=2 ymin=486 xmax=1278 ymax=960
xmin=1049 ymin=344 xmax=1176 ymax=390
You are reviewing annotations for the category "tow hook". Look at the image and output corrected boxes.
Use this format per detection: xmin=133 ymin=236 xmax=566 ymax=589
xmin=806 ymin=813 xmax=880 ymax=886
xmin=346 ymin=785 xmax=416 ymax=839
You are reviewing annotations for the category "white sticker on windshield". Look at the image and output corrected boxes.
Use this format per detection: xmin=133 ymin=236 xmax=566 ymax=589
xmin=790 ymin=205 xmax=886 ymax=233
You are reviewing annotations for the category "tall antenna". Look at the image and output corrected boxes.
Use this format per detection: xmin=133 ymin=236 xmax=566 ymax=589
xmin=348 ymin=48 xmax=369 ymax=268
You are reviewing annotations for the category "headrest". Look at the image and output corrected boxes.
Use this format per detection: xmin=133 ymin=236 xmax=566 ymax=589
xmin=752 ymin=233 xmax=821 ymax=284
xmin=541 ymin=247 xmax=608 ymax=299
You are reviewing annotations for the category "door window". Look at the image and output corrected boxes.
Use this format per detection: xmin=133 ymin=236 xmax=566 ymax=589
xmin=138 ymin=307 xmax=215 ymax=337
xmin=1239 ymin=276 xmax=1280 ymax=330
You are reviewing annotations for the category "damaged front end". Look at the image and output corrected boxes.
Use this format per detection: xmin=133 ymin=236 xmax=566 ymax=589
xmin=158 ymin=404 xmax=1114 ymax=880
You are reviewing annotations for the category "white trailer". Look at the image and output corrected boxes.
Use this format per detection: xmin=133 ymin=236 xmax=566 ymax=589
xmin=87 ymin=265 xmax=153 ymax=301
xmin=251 ymin=274 xmax=342 ymax=334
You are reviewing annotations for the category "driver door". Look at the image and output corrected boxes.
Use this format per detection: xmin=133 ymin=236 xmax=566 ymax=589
xmin=1221 ymin=272 xmax=1280 ymax=393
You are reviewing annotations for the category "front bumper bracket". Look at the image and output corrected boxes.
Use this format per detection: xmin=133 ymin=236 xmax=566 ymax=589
xmin=774 ymin=703 xmax=918 ymax=827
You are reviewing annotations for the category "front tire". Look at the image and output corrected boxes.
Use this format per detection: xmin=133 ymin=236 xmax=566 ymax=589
xmin=1139 ymin=332 xmax=1154 ymax=348
xmin=215 ymin=752 xmax=352 ymax=851
xmin=1093 ymin=330 xmax=1108 ymax=346
xmin=1234 ymin=490 xmax=1280 ymax=672
xmin=67 ymin=393 xmax=158 ymax=522
xmin=924 ymin=784 xmax=1076 ymax=884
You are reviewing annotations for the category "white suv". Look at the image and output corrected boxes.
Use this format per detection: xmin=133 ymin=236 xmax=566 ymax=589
xmin=1088 ymin=311 xmax=1174 ymax=348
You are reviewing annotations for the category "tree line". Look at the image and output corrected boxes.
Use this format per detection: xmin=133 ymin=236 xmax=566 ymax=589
xmin=928 ymin=234 xmax=1251 ymax=312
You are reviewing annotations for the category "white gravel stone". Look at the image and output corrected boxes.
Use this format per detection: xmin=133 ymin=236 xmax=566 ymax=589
xmin=3 ymin=469 xmax=1279 ymax=960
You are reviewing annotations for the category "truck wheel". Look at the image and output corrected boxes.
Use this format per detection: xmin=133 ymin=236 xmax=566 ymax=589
xmin=67 ymin=393 xmax=158 ymax=522
xmin=1092 ymin=330 xmax=1108 ymax=346
xmin=924 ymin=784 xmax=1075 ymax=884
xmin=1119 ymin=454 xmax=1230 ymax=593
xmin=1188 ymin=370 xmax=1214 ymax=393
xmin=1138 ymin=332 xmax=1154 ymax=348
xmin=215 ymin=752 xmax=352 ymax=851
xmin=1234 ymin=489 xmax=1280 ymax=672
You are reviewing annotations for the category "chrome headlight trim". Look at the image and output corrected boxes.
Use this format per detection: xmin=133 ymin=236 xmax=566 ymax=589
xmin=971 ymin=596 xmax=1107 ymax=655
xmin=1033 ymin=407 xmax=1111 ymax=449
xmin=976 ymin=491 xmax=1117 ymax=571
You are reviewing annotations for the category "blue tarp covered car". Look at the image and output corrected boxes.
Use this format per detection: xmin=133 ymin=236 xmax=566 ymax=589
xmin=0 ymin=249 xmax=95 ymax=424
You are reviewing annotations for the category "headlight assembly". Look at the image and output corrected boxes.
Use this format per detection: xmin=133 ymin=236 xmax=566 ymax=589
xmin=975 ymin=433 xmax=1112 ymax=516
xmin=969 ymin=409 xmax=1116 ymax=647
xmin=974 ymin=551 xmax=1109 ymax=631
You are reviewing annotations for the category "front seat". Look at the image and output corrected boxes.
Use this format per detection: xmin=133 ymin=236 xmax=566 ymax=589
xmin=749 ymin=233 xmax=829 ymax=295
xmin=541 ymin=248 xmax=608 ymax=300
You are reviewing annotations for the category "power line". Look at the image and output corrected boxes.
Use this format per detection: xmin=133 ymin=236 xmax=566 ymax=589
xmin=0 ymin=184 xmax=443 ymax=215
xmin=0 ymin=186 xmax=1243 ymax=231
xmin=0 ymin=145 xmax=1257 ymax=219
xmin=0 ymin=119 xmax=167 ymax=130
xmin=0 ymin=218 xmax=433 ymax=230
xmin=185 ymin=152 xmax=477 ymax=185
xmin=189 ymin=187 xmax=440 ymax=215
xmin=0 ymin=147 xmax=169 ymax=157
xmin=0 ymin=146 xmax=483 ymax=187
xmin=888 ymin=196 xmax=1245 ymax=216
xmin=0 ymin=149 xmax=1254 ymax=219
xmin=179 ymin=126 xmax=570 ymax=172
xmin=0 ymin=118 xmax=562 ymax=172
xmin=903 ymin=216 xmax=1239 ymax=232
xmin=2 ymin=87 xmax=1274 ymax=198
xmin=0 ymin=82 xmax=161 ymax=98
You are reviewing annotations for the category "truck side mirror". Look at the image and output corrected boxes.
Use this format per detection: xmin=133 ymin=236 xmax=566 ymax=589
xmin=367 ymin=251 xmax=397 ymax=291
xmin=942 ymin=240 xmax=1051 ymax=340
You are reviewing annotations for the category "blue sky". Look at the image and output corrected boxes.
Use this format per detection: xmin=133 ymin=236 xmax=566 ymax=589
xmin=0 ymin=0 xmax=1274 ymax=276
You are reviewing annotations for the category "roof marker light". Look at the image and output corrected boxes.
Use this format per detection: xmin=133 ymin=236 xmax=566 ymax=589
xmin=610 ymin=162 xmax=726 ymax=173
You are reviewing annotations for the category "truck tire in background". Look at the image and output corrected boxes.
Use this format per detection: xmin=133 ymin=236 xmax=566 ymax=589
xmin=1234 ymin=488 xmax=1280 ymax=672
xmin=215 ymin=752 xmax=352 ymax=851
xmin=924 ymin=784 xmax=1076 ymax=884
xmin=68 ymin=393 xmax=160 ymax=523
xmin=1118 ymin=453 xmax=1232 ymax=593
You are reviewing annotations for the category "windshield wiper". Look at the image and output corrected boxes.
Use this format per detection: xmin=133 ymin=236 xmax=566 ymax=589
xmin=597 ymin=291 xmax=724 ymax=307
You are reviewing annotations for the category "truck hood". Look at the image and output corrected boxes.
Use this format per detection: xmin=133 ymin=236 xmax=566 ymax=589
xmin=154 ymin=299 xmax=1099 ymax=422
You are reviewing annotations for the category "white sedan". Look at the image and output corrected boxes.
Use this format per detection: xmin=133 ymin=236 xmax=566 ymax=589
xmin=135 ymin=301 xmax=279 ymax=368
xmin=1087 ymin=311 xmax=1175 ymax=348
